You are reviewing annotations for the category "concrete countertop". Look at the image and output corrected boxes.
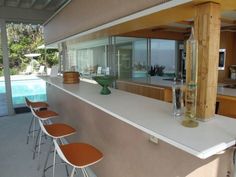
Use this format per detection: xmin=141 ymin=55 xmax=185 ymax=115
xmin=41 ymin=76 xmax=236 ymax=159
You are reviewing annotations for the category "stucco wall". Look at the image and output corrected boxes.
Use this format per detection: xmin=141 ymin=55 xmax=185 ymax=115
xmin=46 ymin=82 xmax=234 ymax=177
xmin=44 ymin=0 xmax=170 ymax=44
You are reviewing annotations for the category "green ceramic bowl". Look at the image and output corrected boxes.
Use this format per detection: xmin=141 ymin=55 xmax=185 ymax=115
xmin=92 ymin=75 xmax=115 ymax=95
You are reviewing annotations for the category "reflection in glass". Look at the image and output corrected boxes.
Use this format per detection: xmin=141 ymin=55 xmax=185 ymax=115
xmin=151 ymin=39 xmax=177 ymax=77
xmin=114 ymin=37 xmax=148 ymax=80
xmin=66 ymin=38 xmax=109 ymax=77
xmin=61 ymin=36 xmax=181 ymax=84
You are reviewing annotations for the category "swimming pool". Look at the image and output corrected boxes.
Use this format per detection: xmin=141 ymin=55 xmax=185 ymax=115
xmin=0 ymin=75 xmax=47 ymax=106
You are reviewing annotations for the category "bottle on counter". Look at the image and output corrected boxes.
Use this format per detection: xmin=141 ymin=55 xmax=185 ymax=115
xmin=181 ymin=27 xmax=199 ymax=128
xmin=172 ymin=78 xmax=184 ymax=117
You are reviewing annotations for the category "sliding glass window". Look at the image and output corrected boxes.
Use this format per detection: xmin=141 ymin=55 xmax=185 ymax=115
xmin=114 ymin=37 xmax=148 ymax=80
xmin=60 ymin=36 xmax=180 ymax=82
xmin=66 ymin=38 xmax=108 ymax=77
xmin=150 ymin=39 xmax=177 ymax=77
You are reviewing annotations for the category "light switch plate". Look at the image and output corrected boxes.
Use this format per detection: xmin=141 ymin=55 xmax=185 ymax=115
xmin=149 ymin=135 xmax=159 ymax=144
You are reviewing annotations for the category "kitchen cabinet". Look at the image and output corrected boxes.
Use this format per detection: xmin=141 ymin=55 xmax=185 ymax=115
xmin=217 ymin=94 xmax=236 ymax=118
xmin=116 ymin=80 xmax=172 ymax=102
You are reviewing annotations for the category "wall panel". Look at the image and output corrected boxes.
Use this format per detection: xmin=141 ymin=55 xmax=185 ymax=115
xmin=44 ymin=0 xmax=170 ymax=44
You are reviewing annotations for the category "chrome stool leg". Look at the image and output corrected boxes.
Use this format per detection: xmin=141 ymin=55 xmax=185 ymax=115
xmin=37 ymin=129 xmax=43 ymax=170
xmin=59 ymin=138 xmax=70 ymax=177
xmin=70 ymin=167 xmax=76 ymax=177
xmin=82 ymin=168 xmax=89 ymax=177
xmin=42 ymin=139 xmax=70 ymax=177
xmin=33 ymin=115 xmax=36 ymax=139
xmin=53 ymin=146 xmax=57 ymax=177
xmin=26 ymin=115 xmax=34 ymax=144
xmin=33 ymin=128 xmax=41 ymax=160
xmin=42 ymin=140 xmax=53 ymax=177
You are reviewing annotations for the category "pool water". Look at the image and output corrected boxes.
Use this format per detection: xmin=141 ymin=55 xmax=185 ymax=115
xmin=0 ymin=77 xmax=46 ymax=106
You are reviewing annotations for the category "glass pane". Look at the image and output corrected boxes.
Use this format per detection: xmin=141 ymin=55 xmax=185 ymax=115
xmin=132 ymin=39 xmax=148 ymax=78
xmin=66 ymin=38 xmax=109 ymax=77
xmin=114 ymin=37 xmax=148 ymax=80
xmin=151 ymin=39 xmax=177 ymax=77
xmin=115 ymin=38 xmax=132 ymax=79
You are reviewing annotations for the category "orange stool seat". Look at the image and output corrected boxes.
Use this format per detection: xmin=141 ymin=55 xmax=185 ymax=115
xmin=35 ymin=110 xmax=58 ymax=120
xmin=25 ymin=97 xmax=50 ymax=145
xmin=54 ymin=139 xmax=103 ymax=177
xmin=25 ymin=97 xmax=48 ymax=110
xmin=30 ymin=101 xmax=48 ymax=110
xmin=44 ymin=123 xmax=76 ymax=138
xmin=60 ymin=143 xmax=103 ymax=168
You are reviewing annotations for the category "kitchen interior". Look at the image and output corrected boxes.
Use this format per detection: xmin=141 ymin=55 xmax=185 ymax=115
xmin=60 ymin=10 xmax=236 ymax=119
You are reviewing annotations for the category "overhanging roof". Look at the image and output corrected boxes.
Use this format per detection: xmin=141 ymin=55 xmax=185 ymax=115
xmin=0 ymin=0 xmax=70 ymax=24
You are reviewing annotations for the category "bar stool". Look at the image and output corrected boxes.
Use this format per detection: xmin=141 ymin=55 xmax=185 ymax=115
xmin=28 ymin=109 xmax=59 ymax=148
xmin=31 ymin=107 xmax=76 ymax=175
xmin=25 ymin=97 xmax=50 ymax=144
xmin=53 ymin=139 xmax=103 ymax=177
xmin=25 ymin=97 xmax=48 ymax=110
xmin=29 ymin=107 xmax=60 ymax=159
xmin=37 ymin=118 xmax=76 ymax=177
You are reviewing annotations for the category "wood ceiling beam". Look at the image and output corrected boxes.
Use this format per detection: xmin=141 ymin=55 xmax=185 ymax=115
xmin=152 ymin=26 xmax=191 ymax=33
xmin=42 ymin=0 xmax=52 ymax=9
xmin=54 ymin=0 xmax=67 ymax=9
xmin=177 ymin=20 xmax=193 ymax=26
xmin=192 ymin=0 xmax=236 ymax=11
xmin=30 ymin=0 xmax=37 ymax=8
xmin=221 ymin=25 xmax=236 ymax=30
xmin=0 ymin=0 xmax=5 ymax=6
xmin=119 ymin=29 xmax=186 ymax=41
xmin=16 ymin=0 xmax=21 ymax=7
xmin=105 ymin=3 xmax=195 ymax=36
xmin=0 ymin=6 xmax=51 ymax=24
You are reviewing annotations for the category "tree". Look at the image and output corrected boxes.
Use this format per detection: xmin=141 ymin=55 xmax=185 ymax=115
xmin=0 ymin=23 xmax=59 ymax=76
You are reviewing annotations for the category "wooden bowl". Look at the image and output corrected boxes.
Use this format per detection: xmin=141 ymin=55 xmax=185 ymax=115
xmin=63 ymin=71 xmax=80 ymax=84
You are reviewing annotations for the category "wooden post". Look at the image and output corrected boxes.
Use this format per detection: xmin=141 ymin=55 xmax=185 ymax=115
xmin=194 ymin=2 xmax=221 ymax=120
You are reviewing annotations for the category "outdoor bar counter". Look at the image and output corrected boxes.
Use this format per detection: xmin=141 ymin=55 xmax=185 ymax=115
xmin=41 ymin=76 xmax=236 ymax=177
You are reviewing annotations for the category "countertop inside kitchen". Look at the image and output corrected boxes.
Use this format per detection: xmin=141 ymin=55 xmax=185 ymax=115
xmin=217 ymin=83 xmax=236 ymax=97
xmin=118 ymin=76 xmax=236 ymax=97
xmin=117 ymin=76 xmax=177 ymax=88
xmin=41 ymin=76 xmax=236 ymax=159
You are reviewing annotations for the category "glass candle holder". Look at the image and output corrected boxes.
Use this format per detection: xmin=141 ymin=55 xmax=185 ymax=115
xmin=172 ymin=79 xmax=184 ymax=117
xmin=182 ymin=81 xmax=198 ymax=127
